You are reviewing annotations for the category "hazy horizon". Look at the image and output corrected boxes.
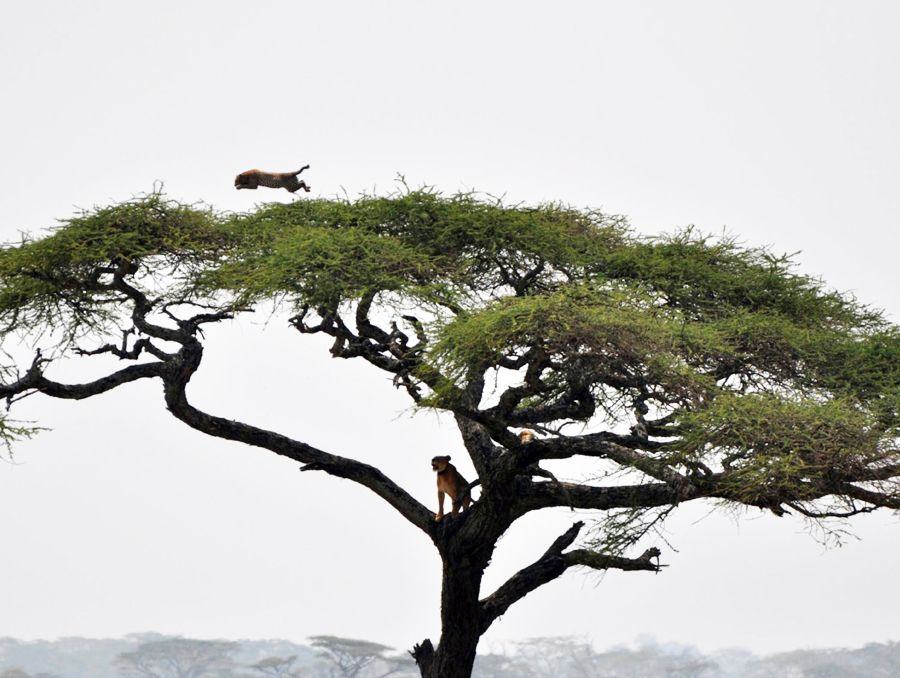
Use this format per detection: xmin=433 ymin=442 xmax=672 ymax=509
xmin=2 ymin=631 xmax=897 ymax=656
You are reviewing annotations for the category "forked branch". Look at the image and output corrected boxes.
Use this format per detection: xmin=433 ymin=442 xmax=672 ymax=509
xmin=0 ymin=351 xmax=165 ymax=403
xmin=1 ymin=274 xmax=437 ymax=537
xmin=478 ymin=521 xmax=661 ymax=632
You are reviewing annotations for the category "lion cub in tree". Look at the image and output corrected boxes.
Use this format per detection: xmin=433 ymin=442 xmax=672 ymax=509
xmin=431 ymin=455 xmax=471 ymax=521
xmin=234 ymin=165 xmax=311 ymax=193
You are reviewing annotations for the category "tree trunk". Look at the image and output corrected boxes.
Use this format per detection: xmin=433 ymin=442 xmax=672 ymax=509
xmin=415 ymin=560 xmax=485 ymax=678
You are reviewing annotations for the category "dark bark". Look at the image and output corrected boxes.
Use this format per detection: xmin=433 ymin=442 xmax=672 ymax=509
xmin=452 ymin=415 xmax=499 ymax=490
xmin=0 ymin=350 xmax=164 ymax=402
xmin=429 ymin=563 xmax=485 ymax=678
xmin=479 ymin=522 xmax=660 ymax=634
xmin=478 ymin=522 xmax=582 ymax=633
xmin=160 ymin=339 xmax=435 ymax=535
xmin=409 ymin=640 xmax=434 ymax=676
xmin=413 ymin=550 xmax=492 ymax=678
xmin=516 ymin=479 xmax=690 ymax=514
xmin=410 ymin=517 xmax=662 ymax=677
xmin=411 ymin=475 xmax=509 ymax=678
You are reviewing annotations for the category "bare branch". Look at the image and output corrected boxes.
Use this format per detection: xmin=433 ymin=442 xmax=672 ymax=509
xmin=0 ymin=351 xmax=165 ymax=402
xmin=518 ymin=470 xmax=900 ymax=519
xmin=479 ymin=521 xmax=584 ymax=632
xmin=564 ymin=546 xmax=662 ymax=572
xmin=111 ymin=270 xmax=188 ymax=344
xmin=453 ymin=415 xmax=498 ymax=488
xmin=839 ymin=483 xmax=900 ymax=510
xmin=75 ymin=330 xmax=173 ymax=362
xmin=497 ymin=383 xmax=597 ymax=427
xmin=161 ymin=339 xmax=435 ymax=535
xmin=784 ymin=501 xmax=879 ymax=519
xmin=479 ymin=521 xmax=661 ymax=632
xmin=517 ymin=479 xmax=688 ymax=515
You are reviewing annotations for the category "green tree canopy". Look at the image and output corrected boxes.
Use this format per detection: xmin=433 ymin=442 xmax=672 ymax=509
xmin=1 ymin=188 xmax=897 ymax=678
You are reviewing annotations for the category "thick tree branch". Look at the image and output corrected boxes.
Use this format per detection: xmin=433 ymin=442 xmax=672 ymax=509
xmin=518 ymin=430 xmax=665 ymax=461
xmin=839 ymin=483 xmax=900 ymax=510
xmin=111 ymin=270 xmax=188 ymax=344
xmin=0 ymin=351 xmax=165 ymax=402
xmin=564 ymin=547 xmax=662 ymax=572
xmin=517 ymin=480 xmax=690 ymax=515
xmin=290 ymin=297 xmax=500 ymax=484
xmin=6 ymin=277 xmax=438 ymax=538
xmin=453 ymin=415 xmax=497 ymax=488
xmin=498 ymin=384 xmax=597 ymax=426
xmin=519 ymin=470 xmax=900 ymax=518
xmin=488 ymin=348 xmax=552 ymax=418
xmin=478 ymin=521 xmax=660 ymax=632
xmin=34 ymin=363 xmax=165 ymax=400
xmin=161 ymin=340 xmax=435 ymax=535
xmin=851 ymin=462 xmax=900 ymax=482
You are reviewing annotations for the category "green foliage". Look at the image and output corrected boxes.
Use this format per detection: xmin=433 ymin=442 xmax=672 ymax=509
xmin=0 ymin=191 xmax=222 ymax=338
xmin=0 ymin=416 xmax=43 ymax=454
xmin=676 ymin=394 xmax=895 ymax=502
xmin=428 ymin=282 xmax=896 ymax=417
xmin=593 ymin=229 xmax=871 ymax=326
xmin=428 ymin=284 xmax=719 ymax=407
xmin=1 ymin=188 xmax=894 ymax=409
xmin=0 ymin=187 xmax=896 ymax=497
xmin=197 ymin=190 xmax=625 ymax=310
xmin=202 ymin=200 xmax=453 ymax=309
xmin=810 ymin=327 xmax=900 ymax=424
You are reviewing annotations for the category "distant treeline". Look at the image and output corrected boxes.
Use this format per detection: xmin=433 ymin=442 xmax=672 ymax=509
xmin=1 ymin=633 xmax=898 ymax=677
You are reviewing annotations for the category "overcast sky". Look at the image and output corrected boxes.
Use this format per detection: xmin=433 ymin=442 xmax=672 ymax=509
xmin=1 ymin=0 xmax=898 ymax=656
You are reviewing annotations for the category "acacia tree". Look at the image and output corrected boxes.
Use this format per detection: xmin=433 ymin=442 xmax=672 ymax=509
xmin=245 ymin=655 xmax=300 ymax=678
xmin=308 ymin=636 xmax=414 ymax=677
xmin=113 ymin=638 xmax=237 ymax=677
xmin=0 ymin=190 xmax=897 ymax=678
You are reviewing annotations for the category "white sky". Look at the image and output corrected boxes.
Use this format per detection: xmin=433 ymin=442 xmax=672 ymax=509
xmin=0 ymin=0 xmax=898 ymax=656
